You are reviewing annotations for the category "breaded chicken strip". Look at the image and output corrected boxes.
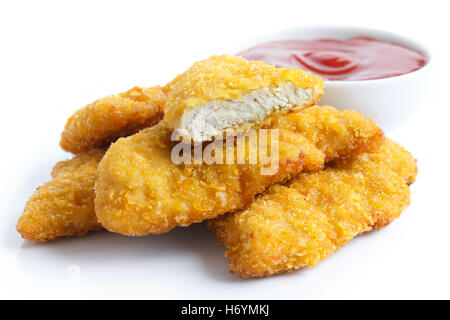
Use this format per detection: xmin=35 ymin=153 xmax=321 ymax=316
xmin=164 ymin=55 xmax=324 ymax=142
xmin=17 ymin=149 xmax=105 ymax=242
xmin=209 ymin=140 xmax=417 ymax=278
xmin=60 ymin=86 xmax=166 ymax=154
xmin=95 ymin=106 xmax=384 ymax=236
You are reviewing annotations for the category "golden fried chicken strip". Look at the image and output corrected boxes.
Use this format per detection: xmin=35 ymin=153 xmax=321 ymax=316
xmin=209 ymin=139 xmax=417 ymax=278
xmin=60 ymin=86 xmax=166 ymax=154
xmin=95 ymin=106 xmax=384 ymax=236
xmin=164 ymin=55 xmax=324 ymax=142
xmin=16 ymin=149 xmax=105 ymax=242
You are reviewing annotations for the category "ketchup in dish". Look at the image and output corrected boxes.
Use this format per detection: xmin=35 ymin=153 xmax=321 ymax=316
xmin=239 ymin=37 xmax=426 ymax=81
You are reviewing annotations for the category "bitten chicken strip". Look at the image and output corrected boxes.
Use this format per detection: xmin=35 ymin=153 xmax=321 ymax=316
xmin=17 ymin=149 xmax=105 ymax=242
xmin=60 ymin=86 xmax=166 ymax=154
xmin=163 ymin=55 xmax=324 ymax=142
xmin=95 ymin=106 xmax=384 ymax=236
xmin=209 ymin=139 xmax=417 ymax=278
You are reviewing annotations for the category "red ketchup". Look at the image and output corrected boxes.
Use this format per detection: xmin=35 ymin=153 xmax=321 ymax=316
xmin=239 ymin=37 xmax=426 ymax=81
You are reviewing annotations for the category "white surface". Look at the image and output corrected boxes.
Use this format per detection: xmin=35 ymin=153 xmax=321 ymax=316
xmin=0 ymin=0 xmax=449 ymax=299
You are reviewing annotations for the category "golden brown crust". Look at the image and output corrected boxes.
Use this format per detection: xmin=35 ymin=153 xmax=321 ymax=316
xmin=163 ymin=55 xmax=324 ymax=131
xmin=95 ymin=106 xmax=384 ymax=236
xmin=60 ymin=86 xmax=166 ymax=154
xmin=209 ymin=139 xmax=417 ymax=278
xmin=16 ymin=149 xmax=105 ymax=242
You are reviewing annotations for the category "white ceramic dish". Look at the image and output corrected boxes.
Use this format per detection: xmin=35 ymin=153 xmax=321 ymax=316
xmin=234 ymin=26 xmax=431 ymax=131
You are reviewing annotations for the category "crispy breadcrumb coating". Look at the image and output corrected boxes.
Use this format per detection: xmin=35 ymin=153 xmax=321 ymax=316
xmin=209 ymin=139 xmax=417 ymax=278
xmin=164 ymin=55 xmax=324 ymax=142
xmin=95 ymin=106 xmax=384 ymax=236
xmin=60 ymin=86 xmax=166 ymax=154
xmin=16 ymin=149 xmax=105 ymax=242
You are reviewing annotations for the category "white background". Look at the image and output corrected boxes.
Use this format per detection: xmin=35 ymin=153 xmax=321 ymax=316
xmin=1 ymin=0 xmax=449 ymax=299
